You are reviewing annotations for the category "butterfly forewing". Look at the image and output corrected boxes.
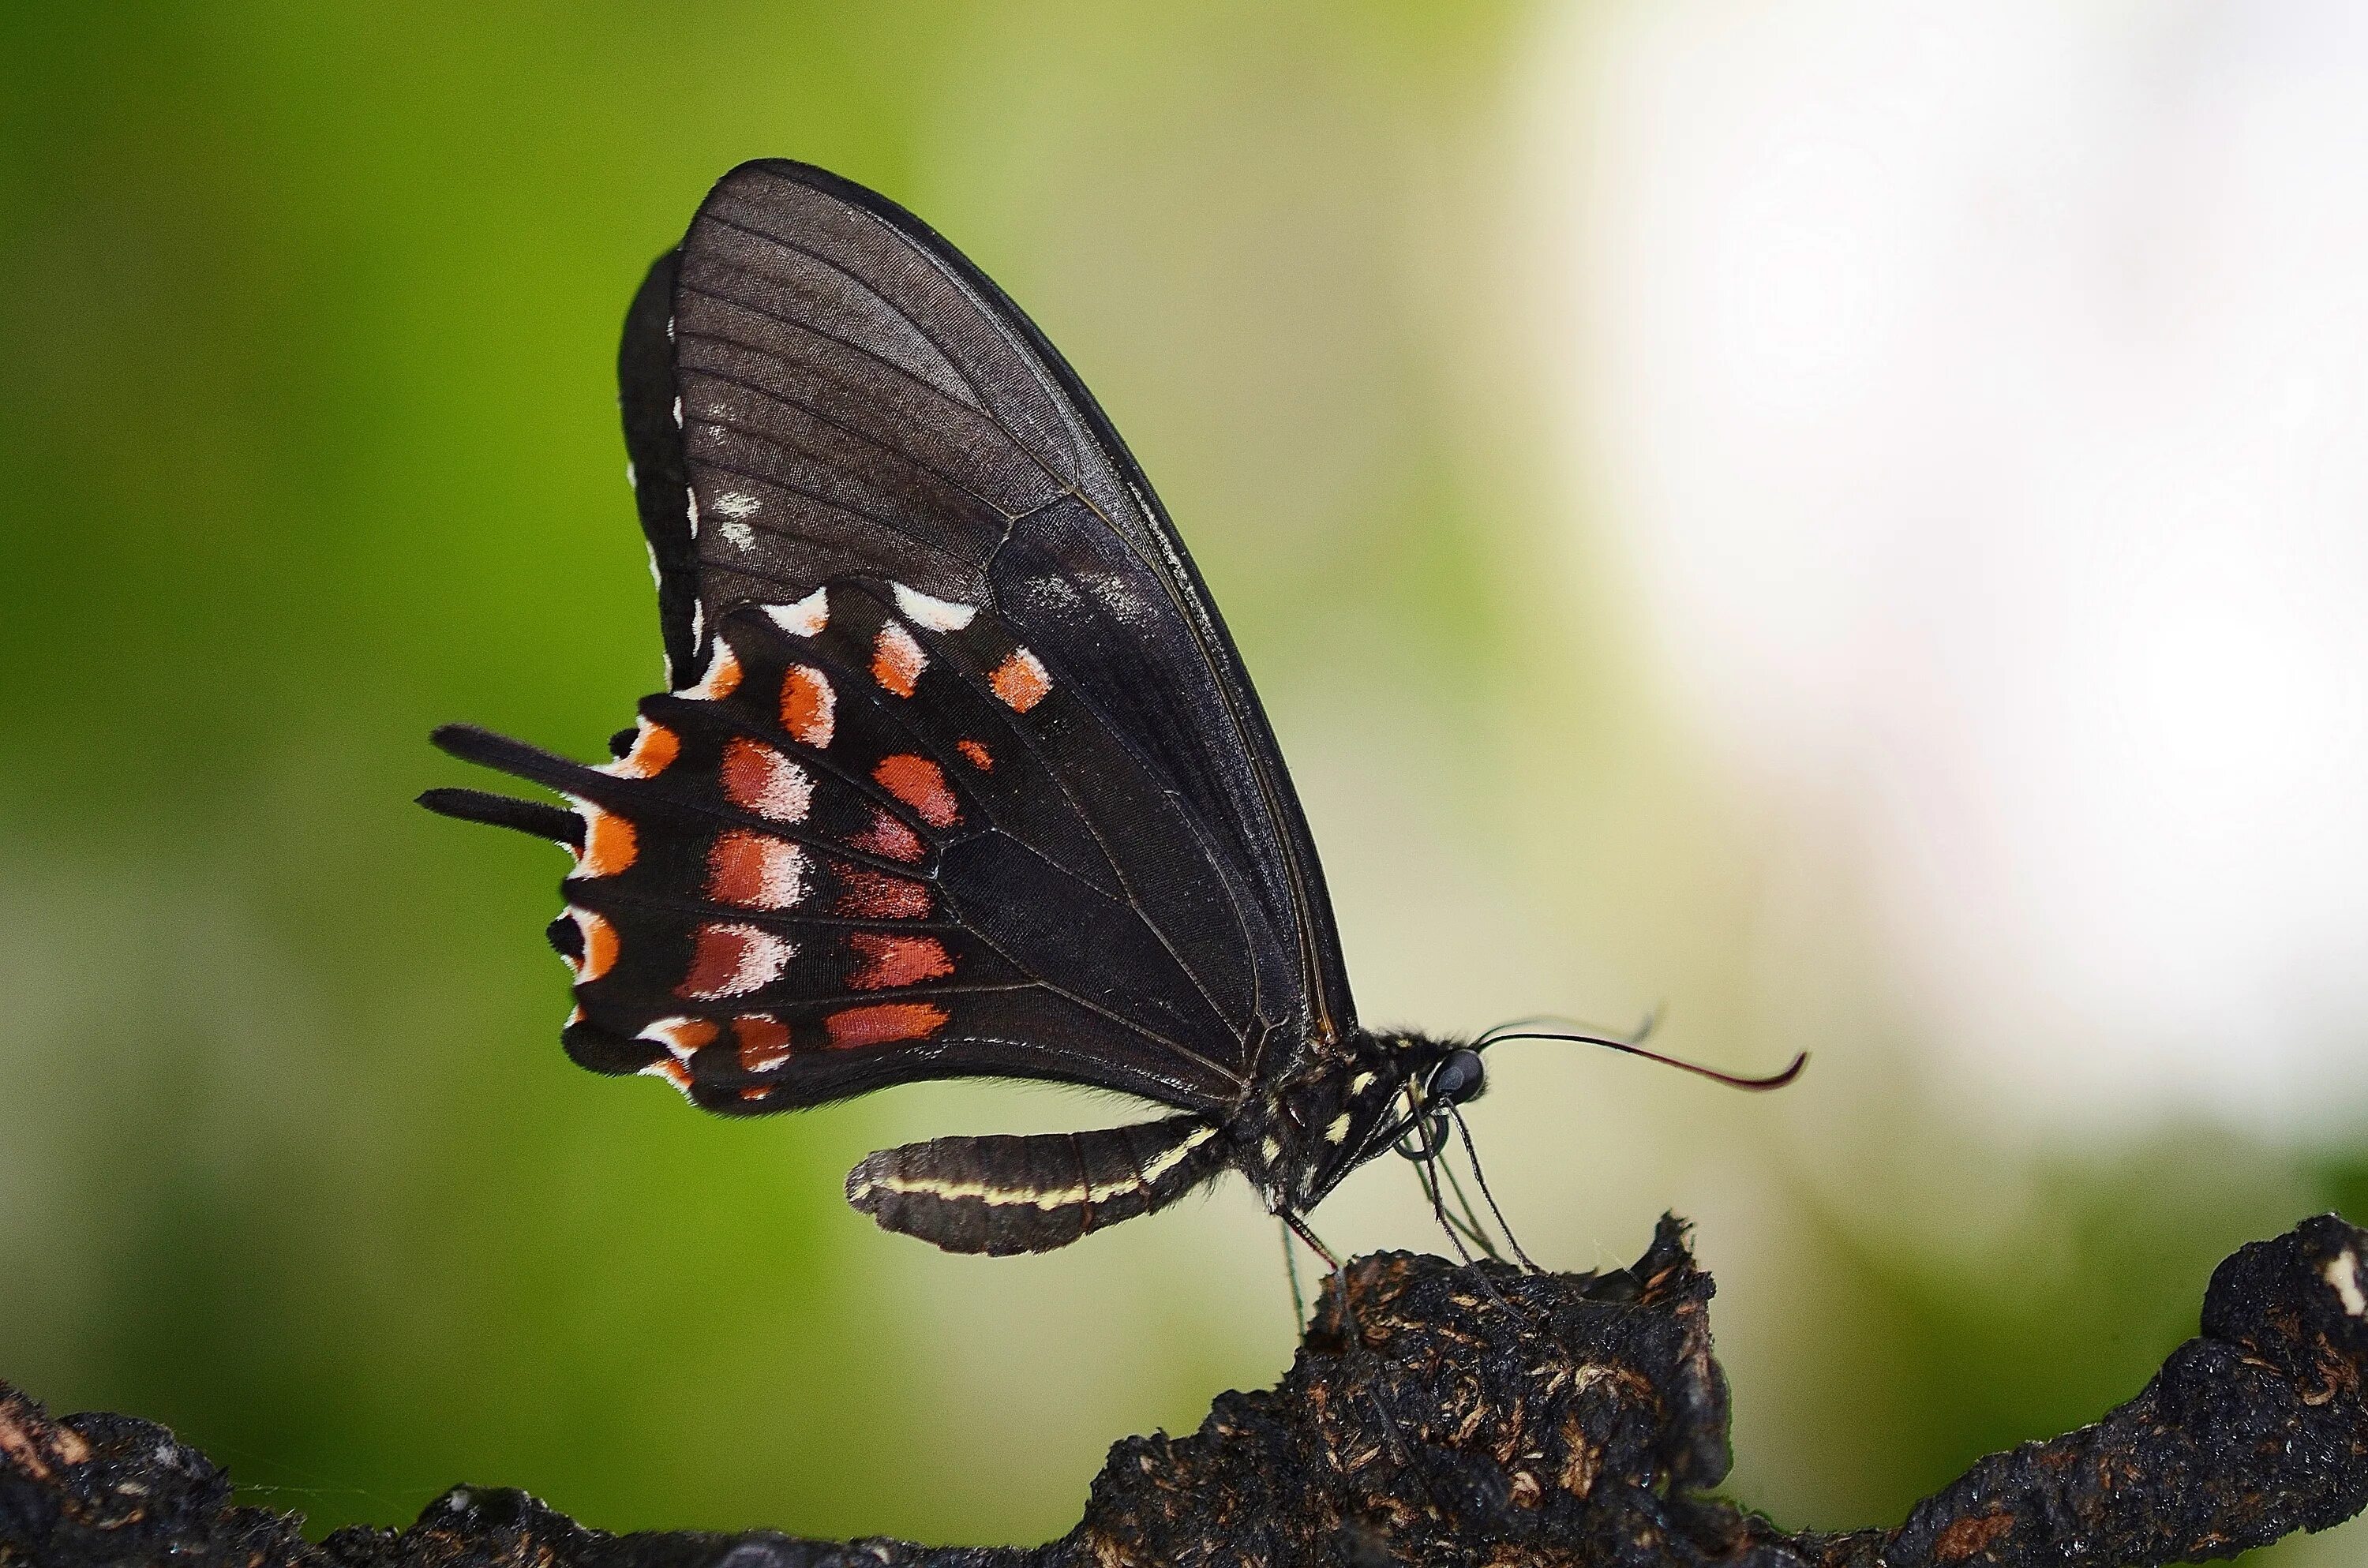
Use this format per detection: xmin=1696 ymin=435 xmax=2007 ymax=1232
xmin=621 ymin=161 xmax=1356 ymax=1084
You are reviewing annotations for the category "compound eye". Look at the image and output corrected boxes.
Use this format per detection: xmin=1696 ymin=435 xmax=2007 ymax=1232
xmin=1429 ymin=1049 xmax=1486 ymax=1106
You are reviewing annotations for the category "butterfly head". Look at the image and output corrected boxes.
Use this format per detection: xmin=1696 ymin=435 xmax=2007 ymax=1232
xmin=1248 ymin=1030 xmax=1489 ymax=1214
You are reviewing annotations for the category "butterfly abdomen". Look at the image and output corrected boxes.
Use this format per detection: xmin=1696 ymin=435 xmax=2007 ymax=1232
xmin=846 ymin=1117 xmax=1227 ymax=1256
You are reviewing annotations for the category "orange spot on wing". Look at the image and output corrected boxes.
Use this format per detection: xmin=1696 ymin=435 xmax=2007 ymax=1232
xmin=988 ymin=647 xmax=1051 ymax=712
xmin=781 ymin=665 xmax=835 ymax=747
xmin=721 ymin=736 xmax=811 ymax=823
xmin=825 ymin=1002 xmax=950 ymax=1048
xmin=574 ymin=908 xmax=618 ymax=982
xmin=872 ymin=754 xmax=959 ymax=827
xmin=605 ymin=720 xmax=680 ymax=779
xmin=851 ymin=807 xmax=925 ymax=864
xmin=678 ymin=922 xmax=794 ymax=1001
xmin=871 ymin=620 xmax=927 ymax=698
xmin=687 ymin=642 xmax=743 ymax=700
xmin=643 ymin=1016 xmax=718 ymax=1058
xmin=736 ymin=1014 xmax=793 ymax=1072
xmin=956 ymin=739 xmax=992 ymax=771
xmin=707 ymin=831 xmax=807 ymax=909
xmin=739 ymin=1086 xmax=771 ymax=1102
xmin=835 ymin=866 xmax=932 ymax=919
xmin=577 ymin=805 xmax=638 ymax=877
xmin=846 ymin=932 xmax=954 ymax=990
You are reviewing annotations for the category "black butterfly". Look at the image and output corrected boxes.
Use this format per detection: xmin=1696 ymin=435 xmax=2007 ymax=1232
xmin=424 ymin=161 xmax=1795 ymax=1259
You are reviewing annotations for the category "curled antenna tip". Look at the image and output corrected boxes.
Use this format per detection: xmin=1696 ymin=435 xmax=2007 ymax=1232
xmin=1740 ymin=1050 xmax=1809 ymax=1091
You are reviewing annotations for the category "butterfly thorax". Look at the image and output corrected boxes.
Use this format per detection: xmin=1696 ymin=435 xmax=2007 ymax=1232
xmin=1232 ymin=1030 xmax=1464 ymax=1214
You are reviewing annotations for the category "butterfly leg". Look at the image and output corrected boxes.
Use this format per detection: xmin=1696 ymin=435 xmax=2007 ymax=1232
xmin=846 ymin=1115 xmax=1225 ymax=1256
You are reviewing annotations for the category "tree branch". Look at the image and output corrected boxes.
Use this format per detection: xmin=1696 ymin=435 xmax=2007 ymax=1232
xmin=6 ymin=1214 xmax=2364 ymax=1566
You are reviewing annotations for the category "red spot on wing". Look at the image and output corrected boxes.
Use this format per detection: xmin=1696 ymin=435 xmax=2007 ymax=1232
xmin=851 ymin=807 xmax=925 ymax=864
xmin=957 ymin=739 xmax=992 ymax=771
xmin=781 ymin=665 xmax=835 ymax=747
xmin=576 ymin=805 xmax=638 ymax=877
xmin=825 ymin=1002 xmax=950 ymax=1048
xmin=871 ymin=620 xmax=927 ymax=698
xmin=836 ymin=866 xmax=932 ymax=919
xmin=988 ymin=648 xmax=1051 ymax=712
xmin=872 ymin=754 xmax=959 ymax=827
xmin=739 ymin=1087 xmax=770 ymax=1102
xmin=678 ymin=922 xmax=793 ymax=1001
xmin=707 ymin=831 xmax=807 ymax=909
xmin=721 ymin=737 xmax=811 ymax=822
xmin=847 ymin=932 xmax=954 ymax=990
xmin=736 ymin=1014 xmax=793 ymax=1072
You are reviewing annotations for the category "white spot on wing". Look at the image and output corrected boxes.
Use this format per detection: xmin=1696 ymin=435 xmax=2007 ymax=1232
xmin=625 ymin=459 xmax=637 ymax=491
xmin=686 ymin=487 xmax=700 ymax=538
xmin=638 ymin=1017 xmax=712 ymax=1060
xmin=714 ymin=491 xmax=760 ymax=519
xmin=717 ymin=518 xmax=753 ymax=548
xmin=762 ymin=588 xmax=829 ymax=638
xmin=671 ymin=394 xmax=683 ymax=427
xmin=681 ymin=636 xmax=736 ymax=699
xmin=893 ymin=582 xmax=979 ymax=631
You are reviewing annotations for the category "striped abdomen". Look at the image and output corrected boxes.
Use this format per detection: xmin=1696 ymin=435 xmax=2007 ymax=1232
xmin=845 ymin=1116 xmax=1227 ymax=1256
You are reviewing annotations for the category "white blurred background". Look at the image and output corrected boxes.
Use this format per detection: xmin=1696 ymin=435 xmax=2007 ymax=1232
xmin=1523 ymin=0 xmax=2368 ymax=1135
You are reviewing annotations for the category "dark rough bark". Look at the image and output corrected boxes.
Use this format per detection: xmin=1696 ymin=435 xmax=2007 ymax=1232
xmin=6 ymin=1213 xmax=2365 ymax=1567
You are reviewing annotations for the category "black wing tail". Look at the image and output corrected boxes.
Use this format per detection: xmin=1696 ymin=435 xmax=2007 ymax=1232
xmin=418 ymin=784 xmax=583 ymax=847
xmin=846 ymin=1116 xmax=1227 ymax=1255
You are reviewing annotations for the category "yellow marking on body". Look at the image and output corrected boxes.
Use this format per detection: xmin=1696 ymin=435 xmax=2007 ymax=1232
xmin=1350 ymin=1072 xmax=1375 ymax=1095
xmin=1141 ymin=1125 xmax=1217 ymax=1183
xmin=1261 ymin=1136 xmax=1281 ymax=1163
xmin=856 ymin=1128 xmax=1215 ymax=1210
xmin=1325 ymin=1113 xmax=1351 ymax=1144
xmin=860 ymin=1171 xmax=1134 ymax=1210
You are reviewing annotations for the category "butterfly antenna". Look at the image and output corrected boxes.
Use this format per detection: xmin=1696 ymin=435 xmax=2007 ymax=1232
xmin=1449 ymin=1105 xmax=1540 ymax=1273
xmin=1478 ymin=1007 xmax=1662 ymax=1051
xmin=1479 ymin=1030 xmax=1807 ymax=1091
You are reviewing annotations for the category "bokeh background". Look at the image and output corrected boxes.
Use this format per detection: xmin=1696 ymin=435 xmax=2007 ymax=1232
xmin=6 ymin=1 xmax=2367 ymax=1554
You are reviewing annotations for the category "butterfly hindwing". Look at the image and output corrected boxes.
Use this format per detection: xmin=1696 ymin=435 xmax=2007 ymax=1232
xmin=487 ymin=576 xmax=1264 ymax=1116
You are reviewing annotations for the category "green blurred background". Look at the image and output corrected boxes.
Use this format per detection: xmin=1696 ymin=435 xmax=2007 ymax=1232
xmin=6 ymin=2 xmax=2366 ymax=1557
